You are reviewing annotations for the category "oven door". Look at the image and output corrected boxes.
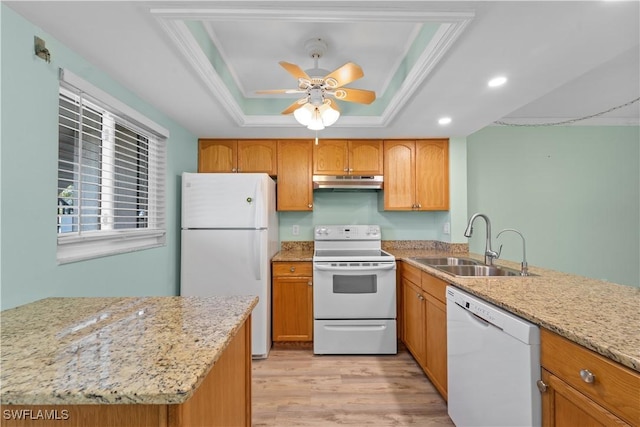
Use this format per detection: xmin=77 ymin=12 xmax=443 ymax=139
xmin=313 ymin=261 xmax=396 ymax=319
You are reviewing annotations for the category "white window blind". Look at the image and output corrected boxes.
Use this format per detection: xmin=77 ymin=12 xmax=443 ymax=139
xmin=57 ymin=70 xmax=168 ymax=264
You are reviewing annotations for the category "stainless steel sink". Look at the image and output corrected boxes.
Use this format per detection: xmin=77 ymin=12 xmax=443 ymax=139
xmin=435 ymin=264 xmax=524 ymax=277
xmin=410 ymin=257 xmax=481 ymax=267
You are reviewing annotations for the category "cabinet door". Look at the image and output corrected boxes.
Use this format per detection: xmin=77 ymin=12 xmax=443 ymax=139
xmin=424 ymin=294 xmax=448 ymax=400
xmin=198 ymin=139 xmax=237 ymax=172
xmin=541 ymin=369 xmax=630 ymax=427
xmin=313 ymin=139 xmax=348 ymax=174
xmin=415 ymin=139 xmax=449 ymax=210
xmin=272 ymin=276 xmax=313 ymax=342
xmin=349 ymin=140 xmax=383 ymax=175
xmin=402 ymin=278 xmax=425 ymax=366
xmin=383 ymin=140 xmax=416 ymax=210
xmin=277 ymin=140 xmax=313 ymax=211
xmin=237 ymin=139 xmax=277 ymax=175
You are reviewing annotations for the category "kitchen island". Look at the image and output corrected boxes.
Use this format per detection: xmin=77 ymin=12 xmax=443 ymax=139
xmin=0 ymin=296 xmax=257 ymax=426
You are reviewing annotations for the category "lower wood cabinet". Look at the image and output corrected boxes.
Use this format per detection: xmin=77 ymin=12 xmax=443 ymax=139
xmin=272 ymin=261 xmax=313 ymax=342
xmin=540 ymin=328 xmax=639 ymax=427
xmin=400 ymin=262 xmax=448 ymax=400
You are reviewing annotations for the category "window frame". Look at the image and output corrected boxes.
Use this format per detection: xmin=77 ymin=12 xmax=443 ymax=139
xmin=57 ymin=69 xmax=169 ymax=264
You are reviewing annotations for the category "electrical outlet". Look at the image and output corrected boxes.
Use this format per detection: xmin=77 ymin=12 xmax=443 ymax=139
xmin=443 ymin=222 xmax=451 ymax=235
xmin=292 ymin=225 xmax=300 ymax=236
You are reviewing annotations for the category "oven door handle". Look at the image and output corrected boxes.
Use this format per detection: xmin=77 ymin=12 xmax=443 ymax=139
xmin=314 ymin=263 xmax=396 ymax=271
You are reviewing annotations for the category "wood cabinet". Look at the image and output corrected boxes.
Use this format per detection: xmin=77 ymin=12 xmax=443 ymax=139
xmin=2 ymin=318 xmax=252 ymax=427
xmin=198 ymin=139 xmax=277 ymax=175
xmin=400 ymin=262 xmax=449 ymax=400
xmin=421 ymin=272 xmax=448 ymax=399
xmin=540 ymin=328 xmax=639 ymax=427
xmin=276 ymin=139 xmax=314 ymax=211
xmin=402 ymin=270 xmax=426 ymax=367
xmin=272 ymin=262 xmax=313 ymax=342
xmin=383 ymin=139 xmax=449 ymax=210
xmin=313 ymin=139 xmax=383 ymax=175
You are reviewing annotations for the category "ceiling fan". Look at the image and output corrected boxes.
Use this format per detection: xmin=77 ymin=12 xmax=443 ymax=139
xmin=256 ymin=38 xmax=376 ymax=129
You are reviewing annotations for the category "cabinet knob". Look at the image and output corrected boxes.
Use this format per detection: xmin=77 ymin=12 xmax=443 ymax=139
xmin=308 ymin=204 xmax=313 ymax=209
xmin=579 ymin=369 xmax=595 ymax=384
xmin=307 ymin=281 xmax=312 ymax=286
xmin=231 ymin=168 xmax=237 ymax=172
xmin=343 ymin=168 xmax=348 ymax=172
xmin=348 ymin=168 xmax=353 ymax=172
xmin=536 ymin=380 xmax=548 ymax=393
xmin=290 ymin=267 xmax=296 ymax=272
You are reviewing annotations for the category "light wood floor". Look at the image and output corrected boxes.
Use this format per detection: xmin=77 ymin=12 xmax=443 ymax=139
xmin=252 ymin=346 xmax=454 ymax=426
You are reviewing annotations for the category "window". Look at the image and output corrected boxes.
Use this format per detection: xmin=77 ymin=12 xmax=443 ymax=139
xmin=57 ymin=69 xmax=168 ymax=264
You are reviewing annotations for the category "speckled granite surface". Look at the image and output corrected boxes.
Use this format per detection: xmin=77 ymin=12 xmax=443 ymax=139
xmin=390 ymin=249 xmax=640 ymax=373
xmin=0 ymin=296 xmax=257 ymax=405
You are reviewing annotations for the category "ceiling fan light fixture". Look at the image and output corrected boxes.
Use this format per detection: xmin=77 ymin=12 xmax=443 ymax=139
xmin=318 ymin=102 xmax=340 ymax=126
xmin=293 ymin=103 xmax=314 ymax=126
xmin=307 ymin=108 xmax=325 ymax=131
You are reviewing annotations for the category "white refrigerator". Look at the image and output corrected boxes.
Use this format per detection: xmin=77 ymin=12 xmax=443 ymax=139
xmin=180 ymin=172 xmax=279 ymax=358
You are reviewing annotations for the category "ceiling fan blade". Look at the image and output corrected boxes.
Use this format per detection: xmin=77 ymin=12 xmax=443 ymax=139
xmin=279 ymin=61 xmax=311 ymax=81
xmin=256 ymin=89 xmax=305 ymax=95
xmin=323 ymin=62 xmax=364 ymax=88
xmin=281 ymin=98 xmax=307 ymax=115
xmin=331 ymin=88 xmax=376 ymax=104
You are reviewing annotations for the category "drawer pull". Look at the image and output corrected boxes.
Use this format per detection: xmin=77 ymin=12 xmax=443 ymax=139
xmin=580 ymin=369 xmax=595 ymax=384
xmin=290 ymin=267 xmax=296 ymax=272
xmin=536 ymin=380 xmax=547 ymax=393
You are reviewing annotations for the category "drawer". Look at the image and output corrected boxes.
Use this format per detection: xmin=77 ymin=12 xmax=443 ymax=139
xmin=401 ymin=262 xmax=421 ymax=286
xmin=541 ymin=328 xmax=640 ymax=425
xmin=421 ymin=272 xmax=447 ymax=303
xmin=273 ymin=261 xmax=312 ymax=277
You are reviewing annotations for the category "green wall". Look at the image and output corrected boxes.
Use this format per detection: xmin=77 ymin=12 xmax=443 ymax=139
xmin=0 ymin=5 xmax=198 ymax=310
xmin=467 ymin=125 xmax=639 ymax=287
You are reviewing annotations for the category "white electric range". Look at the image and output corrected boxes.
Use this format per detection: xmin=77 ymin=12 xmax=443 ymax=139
xmin=312 ymin=225 xmax=397 ymax=355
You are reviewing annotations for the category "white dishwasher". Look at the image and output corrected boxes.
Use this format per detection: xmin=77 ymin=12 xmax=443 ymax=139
xmin=446 ymin=286 xmax=541 ymax=427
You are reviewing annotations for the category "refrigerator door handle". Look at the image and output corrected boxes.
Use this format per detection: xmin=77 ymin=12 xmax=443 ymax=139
xmin=252 ymin=231 xmax=262 ymax=280
xmin=254 ymin=178 xmax=264 ymax=229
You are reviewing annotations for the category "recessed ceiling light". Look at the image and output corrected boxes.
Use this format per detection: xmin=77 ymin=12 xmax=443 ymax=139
xmin=438 ymin=117 xmax=452 ymax=125
xmin=488 ymin=76 xmax=507 ymax=87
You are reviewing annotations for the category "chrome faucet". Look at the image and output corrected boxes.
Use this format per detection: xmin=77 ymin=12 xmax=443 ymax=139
xmin=464 ymin=213 xmax=499 ymax=265
xmin=497 ymin=228 xmax=529 ymax=276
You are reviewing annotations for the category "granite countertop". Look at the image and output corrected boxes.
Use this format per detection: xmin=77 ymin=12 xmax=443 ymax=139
xmin=273 ymin=244 xmax=639 ymax=373
xmin=0 ymin=295 xmax=258 ymax=405
xmin=389 ymin=248 xmax=640 ymax=373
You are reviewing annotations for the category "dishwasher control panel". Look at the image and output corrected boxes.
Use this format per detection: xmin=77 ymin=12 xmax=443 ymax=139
xmin=447 ymin=288 xmax=502 ymax=327
xmin=446 ymin=286 xmax=540 ymax=345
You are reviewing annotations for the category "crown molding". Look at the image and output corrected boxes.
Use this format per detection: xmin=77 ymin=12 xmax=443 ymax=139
xmin=152 ymin=5 xmax=473 ymax=128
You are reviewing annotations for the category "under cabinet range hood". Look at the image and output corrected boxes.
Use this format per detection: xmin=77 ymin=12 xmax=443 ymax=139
xmin=313 ymin=175 xmax=383 ymax=190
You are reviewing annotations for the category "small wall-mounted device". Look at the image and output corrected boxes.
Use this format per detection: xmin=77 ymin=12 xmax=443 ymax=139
xmin=34 ymin=36 xmax=51 ymax=63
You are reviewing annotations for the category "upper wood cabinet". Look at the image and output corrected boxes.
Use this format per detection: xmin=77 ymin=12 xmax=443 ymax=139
xmin=198 ymin=139 xmax=277 ymax=175
xmin=383 ymin=139 xmax=449 ymax=211
xmin=277 ymin=139 xmax=314 ymax=211
xmin=313 ymin=139 xmax=383 ymax=175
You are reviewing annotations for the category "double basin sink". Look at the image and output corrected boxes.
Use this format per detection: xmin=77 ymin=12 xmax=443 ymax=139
xmin=410 ymin=257 xmax=529 ymax=277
